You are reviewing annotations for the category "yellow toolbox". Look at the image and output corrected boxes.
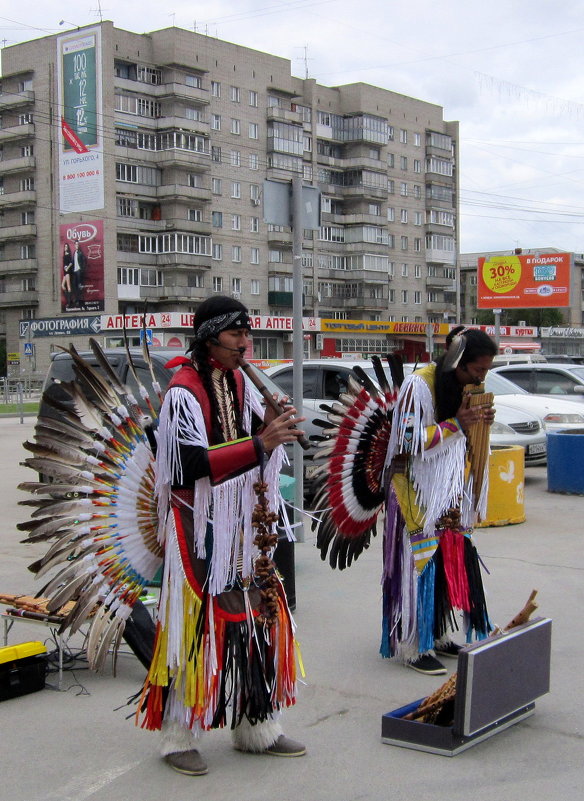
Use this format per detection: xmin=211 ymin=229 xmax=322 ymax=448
xmin=0 ymin=641 xmax=48 ymax=701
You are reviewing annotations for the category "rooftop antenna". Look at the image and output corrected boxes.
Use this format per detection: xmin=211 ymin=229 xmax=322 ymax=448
xmin=294 ymin=45 xmax=313 ymax=79
xmin=90 ymin=0 xmax=104 ymax=22
xmin=169 ymin=12 xmax=176 ymax=26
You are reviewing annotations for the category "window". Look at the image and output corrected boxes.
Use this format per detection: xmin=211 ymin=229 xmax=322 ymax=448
xmin=414 ymin=132 xmax=422 ymax=146
xmin=400 ymin=209 xmax=408 ymax=223
xmin=250 ymin=278 xmax=260 ymax=293
xmin=211 ymin=114 xmax=221 ymax=130
xmin=413 ymin=159 xmax=422 ymax=173
xmin=19 ymin=113 xmax=33 ymax=125
xmin=250 ymin=184 xmax=261 ymax=202
xmin=188 ymin=208 xmax=202 ymax=222
xmin=20 ymin=144 xmax=33 ymax=157
xmin=212 ymin=177 xmax=222 ymax=194
xmin=20 ymin=177 xmax=34 ymax=191
xmin=399 ymin=129 xmax=407 ymax=144
xmin=400 ymin=156 xmax=408 ymax=170
xmin=414 ymin=291 xmax=421 ymax=304
xmin=401 ymin=235 xmax=408 ymax=250
xmin=212 ymin=211 xmax=223 ymax=228
xmin=250 ymin=248 xmax=260 ymax=265
xmin=185 ymin=74 xmax=202 ymax=88
xmin=188 ymin=173 xmax=201 ymax=188
xmin=185 ymin=107 xmax=203 ymax=121
xmin=230 ymin=85 xmax=240 ymax=102
xmin=212 ymin=244 xmax=223 ymax=260
xmin=414 ymin=211 xmax=423 ymax=225
xmin=400 ymin=182 xmax=408 ymax=197
xmin=401 ymin=289 xmax=408 ymax=303
xmin=368 ymin=203 xmax=381 ymax=216
xmin=388 ymin=289 xmax=395 ymax=303
xmin=231 ymin=182 xmax=241 ymax=199
xmin=231 ymin=118 xmax=241 ymax=135
xmin=213 ymin=276 xmax=223 ymax=291
xmin=21 ymin=276 xmax=35 ymax=291
xmin=248 ymin=122 xmax=259 ymax=139
xmin=249 ymin=89 xmax=258 ymax=107
xmin=230 ymin=150 xmax=241 ymax=166
xmin=250 ymin=216 xmax=259 ymax=233
xmin=21 ymin=244 xmax=35 ymax=259
xmin=21 ymin=210 xmax=34 ymax=224
xmin=231 ymin=214 xmax=241 ymax=230
xmin=232 ymin=246 xmax=242 ymax=262
xmin=115 ymin=163 xmax=160 ymax=185
xmin=211 ymin=81 xmax=221 ymax=97
xmin=387 ymin=207 xmax=395 ymax=222
xmin=387 ymin=179 xmax=395 ymax=194
xmin=249 ymin=152 xmax=259 ymax=170
xmin=232 ymin=277 xmax=242 ymax=294
xmin=188 ymin=273 xmax=204 ymax=288
xmin=118 ymin=267 xmax=139 ymax=286
xmin=414 ymin=184 xmax=422 ymax=199
xmin=414 ymin=264 xmax=422 ymax=278
xmin=414 ymin=238 xmax=422 ymax=252
xmin=401 ymin=263 xmax=408 ymax=277
xmin=211 ymin=145 xmax=222 ymax=162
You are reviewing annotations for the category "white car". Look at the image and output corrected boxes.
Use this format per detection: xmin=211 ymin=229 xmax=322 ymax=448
xmin=266 ymin=359 xmax=549 ymax=466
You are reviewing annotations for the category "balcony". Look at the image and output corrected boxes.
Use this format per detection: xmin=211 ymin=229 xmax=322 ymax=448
xmin=426 ymin=275 xmax=456 ymax=290
xmin=156 ymin=116 xmax=209 ymax=136
xmin=0 ymin=258 xmax=37 ymax=275
xmin=0 ymin=156 xmax=36 ymax=175
xmin=268 ymin=291 xmax=293 ymax=307
xmin=345 ymin=296 xmax=388 ymax=309
xmin=426 ymin=300 xmax=454 ymax=314
xmin=0 ymin=223 xmax=36 ymax=240
xmin=157 ymin=183 xmax=212 ymax=203
xmin=140 ymin=285 xmax=207 ymax=302
xmin=0 ymin=190 xmax=36 ymax=208
xmin=426 ymin=248 xmax=456 ymax=265
xmin=116 ymin=217 xmax=167 ymax=233
xmin=156 ymin=253 xmax=212 ymax=269
xmin=155 ymin=148 xmax=210 ymax=169
xmin=0 ymin=90 xmax=34 ymax=110
xmin=0 ymin=123 xmax=35 ymax=142
xmin=267 ymin=229 xmax=293 ymax=245
xmin=0 ymin=289 xmax=38 ymax=307
xmin=266 ymin=107 xmax=303 ymax=125
xmin=340 ymin=185 xmax=386 ymax=200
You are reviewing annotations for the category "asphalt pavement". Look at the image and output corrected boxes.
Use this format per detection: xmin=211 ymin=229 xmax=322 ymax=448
xmin=1 ymin=416 xmax=583 ymax=801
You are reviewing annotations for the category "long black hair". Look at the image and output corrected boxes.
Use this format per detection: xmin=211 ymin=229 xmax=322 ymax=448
xmin=188 ymin=296 xmax=250 ymax=444
xmin=434 ymin=326 xmax=497 ymax=422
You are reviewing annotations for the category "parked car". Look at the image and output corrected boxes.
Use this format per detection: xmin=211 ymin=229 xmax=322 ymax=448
xmin=266 ymin=359 xmax=549 ymax=467
xmin=492 ymin=363 xmax=584 ymax=402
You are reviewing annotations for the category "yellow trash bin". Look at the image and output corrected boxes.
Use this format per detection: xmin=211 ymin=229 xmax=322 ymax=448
xmin=477 ymin=445 xmax=525 ymax=527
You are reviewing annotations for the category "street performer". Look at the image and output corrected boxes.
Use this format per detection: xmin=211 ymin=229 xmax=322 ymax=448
xmin=381 ymin=326 xmax=497 ymax=674
xmin=138 ymin=296 xmax=306 ymax=775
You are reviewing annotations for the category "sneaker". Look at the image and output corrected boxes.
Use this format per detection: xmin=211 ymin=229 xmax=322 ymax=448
xmin=164 ymin=749 xmax=208 ymax=776
xmin=264 ymin=735 xmax=306 ymax=757
xmin=407 ymin=654 xmax=447 ymax=675
xmin=435 ymin=641 xmax=462 ymax=659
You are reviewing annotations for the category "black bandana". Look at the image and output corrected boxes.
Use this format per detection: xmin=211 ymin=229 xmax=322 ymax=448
xmin=194 ymin=311 xmax=252 ymax=342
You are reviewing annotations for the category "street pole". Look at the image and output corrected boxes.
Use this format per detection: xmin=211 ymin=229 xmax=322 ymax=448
xmin=494 ymin=308 xmax=501 ymax=351
xmin=291 ymin=175 xmax=305 ymax=541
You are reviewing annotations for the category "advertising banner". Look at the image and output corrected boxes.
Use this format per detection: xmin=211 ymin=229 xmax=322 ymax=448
xmin=57 ymin=27 xmax=104 ymax=212
xmin=59 ymin=221 xmax=105 ymax=313
xmin=477 ymin=252 xmax=571 ymax=308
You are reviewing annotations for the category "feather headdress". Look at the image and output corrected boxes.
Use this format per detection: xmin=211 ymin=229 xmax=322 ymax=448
xmin=311 ymin=355 xmax=402 ymax=569
xmin=18 ymin=340 xmax=163 ymax=671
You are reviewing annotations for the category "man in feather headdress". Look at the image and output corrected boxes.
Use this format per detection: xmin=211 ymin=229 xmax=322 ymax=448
xmin=138 ymin=296 xmax=306 ymax=775
xmin=381 ymin=326 xmax=497 ymax=675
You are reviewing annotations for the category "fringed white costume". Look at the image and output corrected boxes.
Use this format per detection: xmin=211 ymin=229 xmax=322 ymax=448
xmin=138 ymin=357 xmax=297 ymax=748
xmin=380 ymin=363 xmax=490 ymax=662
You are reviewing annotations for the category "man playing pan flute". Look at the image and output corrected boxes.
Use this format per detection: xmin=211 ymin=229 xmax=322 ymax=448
xmin=382 ymin=326 xmax=497 ymax=675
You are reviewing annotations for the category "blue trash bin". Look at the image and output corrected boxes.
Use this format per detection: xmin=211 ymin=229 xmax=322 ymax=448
xmin=547 ymin=428 xmax=584 ymax=495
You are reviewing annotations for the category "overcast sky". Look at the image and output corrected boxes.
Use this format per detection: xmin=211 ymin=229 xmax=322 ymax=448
xmin=3 ymin=0 xmax=584 ymax=256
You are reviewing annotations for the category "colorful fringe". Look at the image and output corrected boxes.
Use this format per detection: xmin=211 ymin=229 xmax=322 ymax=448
xmin=380 ymin=491 xmax=491 ymax=661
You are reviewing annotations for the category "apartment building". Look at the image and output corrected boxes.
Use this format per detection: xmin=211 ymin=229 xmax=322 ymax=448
xmin=0 ymin=22 xmax=459 ymax=373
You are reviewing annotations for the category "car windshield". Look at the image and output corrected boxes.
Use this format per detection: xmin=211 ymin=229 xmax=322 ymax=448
xmin=565 ymin=366 xmax=584 ymax=381
xmin=485 ymin=371 xmax=529 ymax=396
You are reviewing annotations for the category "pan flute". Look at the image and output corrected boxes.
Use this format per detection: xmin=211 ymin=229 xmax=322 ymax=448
xmin=463 ymin=383 xmax=494 ymax=509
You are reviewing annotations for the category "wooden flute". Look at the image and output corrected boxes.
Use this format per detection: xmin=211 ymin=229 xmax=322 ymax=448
xmin=237 ymin=357 xmax=312 ymax=450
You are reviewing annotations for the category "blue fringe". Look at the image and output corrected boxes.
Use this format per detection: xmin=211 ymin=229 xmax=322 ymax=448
xmin=380 ymin=614 xmax=392 ymax=658
xmin=417 ymin=559 xmax=436 ymax=654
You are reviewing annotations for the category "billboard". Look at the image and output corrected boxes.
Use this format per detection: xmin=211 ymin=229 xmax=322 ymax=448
xmin=57 ymin=27 xmax=104 ymax=212
xmin=60 ymin=221 xmax=105 ymax=313
xmin=477 ymin=252 xmax=571 ymax=308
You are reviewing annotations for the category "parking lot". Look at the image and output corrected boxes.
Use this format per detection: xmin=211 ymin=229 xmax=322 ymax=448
xmin=1 ymin=415 xmax=583 ymax=801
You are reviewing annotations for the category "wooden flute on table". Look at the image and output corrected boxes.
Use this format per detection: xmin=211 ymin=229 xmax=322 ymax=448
xmin=237 ymin=357 xmax=312 ymax=450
